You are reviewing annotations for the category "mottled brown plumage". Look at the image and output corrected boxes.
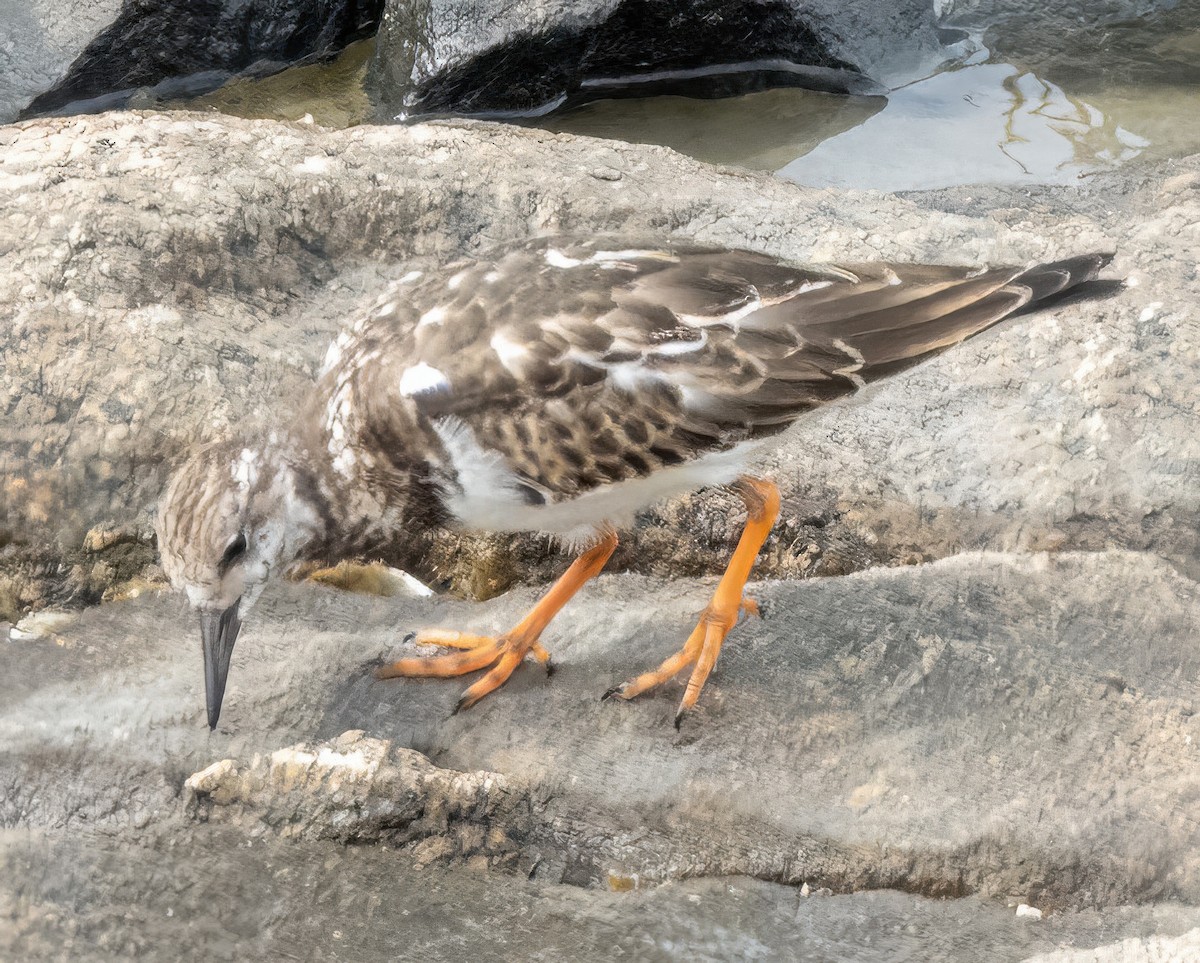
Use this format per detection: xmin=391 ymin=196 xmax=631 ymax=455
xmin=156 ymin=234 xmax=1113 ymax=728
xmin=316 ymin=237 xmax=1108 ymax=520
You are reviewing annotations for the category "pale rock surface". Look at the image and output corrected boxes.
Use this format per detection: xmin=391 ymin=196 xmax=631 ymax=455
xmin=2 ymin=112 xmax=1195 ymax=610
xmin=2 ymin=109 xmax=1198 ymax=959
xmin=3 ymin=548 xmax=1200 ymax=959
xmin=1022 ymin=927 xmax=1200 ymax=963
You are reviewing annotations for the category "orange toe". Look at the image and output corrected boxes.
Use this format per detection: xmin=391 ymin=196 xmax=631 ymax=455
xmin=604 ymin=477 xmax=779 ymax=726
xmin=375 ymin=531 xmax=617 ymax=709
xmin=375 ymin=638 xmax=504 ymax=679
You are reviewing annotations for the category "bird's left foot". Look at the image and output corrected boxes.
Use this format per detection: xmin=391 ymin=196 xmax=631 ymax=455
xmin=375 ymin=628 xmax=551 ymax=712
xmin=601 ymin=594 xmax=760 ymax=728
xmin=603 ymin=475 xmax=779 ymax=728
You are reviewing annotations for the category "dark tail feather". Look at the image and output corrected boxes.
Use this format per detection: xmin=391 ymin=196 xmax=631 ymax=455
xmin=1016 ymin=252 xmax=1116 ymax=303
xmin=854 ymin=252 xmax=1117 ymax=382
xmin=729 ymin=250 xmax=1118 ymax=431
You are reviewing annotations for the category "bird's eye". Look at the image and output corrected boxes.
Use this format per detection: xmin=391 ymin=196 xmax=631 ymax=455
xmin=218 ymin=531 xmax=248 ymax=574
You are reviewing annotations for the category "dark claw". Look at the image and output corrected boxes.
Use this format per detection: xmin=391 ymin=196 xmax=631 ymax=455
xmin=544 ymin=657 xmax=556 ymax=677
xmin=452 ymin=692 xmax=476 ymax=716
xmin=601 ymin=684 xmax=625 ymax=702
xmin=673 ymin=708 xmax=686 ymax=730
xmin=402 ymin=630 xmax=416 ymax=645
xmin=366 ymin=653 xmax=394 ymax=678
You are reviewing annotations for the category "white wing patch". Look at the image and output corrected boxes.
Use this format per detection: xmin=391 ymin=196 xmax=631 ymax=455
xmin=797 ymin=279 xmax=835 ymax=293
xmin=545 ymin=249 xmax=582 ymax=268
xmin=417 ymin=306 xmax=446 ymax=328
xmin=232 ymin=448 xmax=260 ymax=489
xmin=650 ymin=330 xmax=708 ymax=356
xmin=678 ymin=294 xmax=762 ymax=331
xmin=591 ymin=249 xmax=679 ymax=265
xmin=832 ymin=338 xmax=867 ymax=388
xmin=490 ymin=330 xmax=529 ymax=373
xmin=546 ymin=247 xmax=680 ymax=271
xmin=434 ymin=415 xmax=759 ymax=541
xmin=399 ymin=362 xmax=451 ymax=397
xmin=606 ymin=359 xmax=667 ymax=394
xmin=320 ymin=330 xmax=355 ymax=376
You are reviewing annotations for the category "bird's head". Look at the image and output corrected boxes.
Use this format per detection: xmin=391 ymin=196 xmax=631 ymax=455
xmin=156 ymin=438 xmax=326 ymax=729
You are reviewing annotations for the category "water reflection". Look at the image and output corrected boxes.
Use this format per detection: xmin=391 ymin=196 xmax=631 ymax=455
xmin=535 ymin=87 xmax=883 ymax=172
xmin=174 ymin=21 xmax=1199 ymax=193
xmin=777 ymin=62 xmax=1149 ymax=190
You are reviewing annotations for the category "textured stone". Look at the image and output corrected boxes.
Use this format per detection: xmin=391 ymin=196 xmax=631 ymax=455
xmin=1 ymin=112 xmax=1196 ymax=615
xmin=4 ymin=551 xmax=1199 ymax=912
xmin=5 ymin=831 xmax=1200 ymax=961
xmin=1022 ymin=927 xmax=1200 ymax=963
xmin=184 ymin=731 xmax=532 ymax=861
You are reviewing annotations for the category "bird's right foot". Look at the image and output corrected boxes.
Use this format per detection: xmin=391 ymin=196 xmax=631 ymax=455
xmin=374 ymin=628 xmax=551 ymax=712
xmin=375 ymin=530 xmax=617 ymax=712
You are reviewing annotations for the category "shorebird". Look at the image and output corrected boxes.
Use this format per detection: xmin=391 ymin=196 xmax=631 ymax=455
xmin=156 ymin=235 xmax=1112 ymax=729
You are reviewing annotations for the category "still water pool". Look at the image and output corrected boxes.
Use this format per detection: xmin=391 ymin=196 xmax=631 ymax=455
xmin=179 ymin=3 xmax=1200 ymax=192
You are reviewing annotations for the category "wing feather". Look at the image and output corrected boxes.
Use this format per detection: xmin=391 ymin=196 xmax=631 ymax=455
xmin=351 ymin=237 xmax=1110 ymax=496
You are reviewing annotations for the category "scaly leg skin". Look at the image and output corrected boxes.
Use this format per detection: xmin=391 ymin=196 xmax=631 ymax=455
xmin=411 ymin=629 xmax=554 ymax=669
xmin=603 ymin=476 xmax=780 ymax=728
xmin=375 ymin=531 xmax=618 ymax=712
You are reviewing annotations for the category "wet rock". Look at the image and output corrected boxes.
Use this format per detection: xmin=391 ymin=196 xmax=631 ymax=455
xmin=368 ymin=0 xmax=960 ymax=119
xmin=184 ymin=731 xmax=532 ymax=865
xmin=3 ymin=0 xmax=382 ymax=124
xmin=944 ymin=0 xmax=1182 ymax=33
xmin=942 ymin=0 xmax=1200 ymax=108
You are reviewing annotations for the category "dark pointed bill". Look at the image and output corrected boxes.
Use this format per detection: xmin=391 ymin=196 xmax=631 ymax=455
xmin=200 ymin=599 xmax=242 ymax=730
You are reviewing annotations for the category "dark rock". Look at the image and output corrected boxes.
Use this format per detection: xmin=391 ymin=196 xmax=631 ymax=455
xmin=367 ymin=0 xmax=962 ymax=119
xmin=5 ymin=0 xmax=382 ymax=123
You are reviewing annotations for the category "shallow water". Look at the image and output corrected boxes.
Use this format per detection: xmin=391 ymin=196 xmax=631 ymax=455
xmin=179 ymin=7 xmax=1200 ymax=191
xmin=537 ymin=11 xmax=1200 ymax=190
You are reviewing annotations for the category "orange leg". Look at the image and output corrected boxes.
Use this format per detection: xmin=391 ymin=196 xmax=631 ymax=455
xmin=604 ymin=476 xmax=779 ymax=728
xmin=376 ymin=531 xmax=618 ymax=712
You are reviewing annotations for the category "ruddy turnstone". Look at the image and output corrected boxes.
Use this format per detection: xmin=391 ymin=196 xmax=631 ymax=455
xmin=156 ymin=235 xmax=1112 ymax=729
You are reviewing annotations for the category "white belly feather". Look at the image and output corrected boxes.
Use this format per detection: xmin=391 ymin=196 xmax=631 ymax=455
xmin=433 ymin=418 xmax=759 ymax=543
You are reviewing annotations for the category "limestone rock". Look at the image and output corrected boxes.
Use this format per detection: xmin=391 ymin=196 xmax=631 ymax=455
xmin=6 ymin=550 xmax=1200 ymax=909
xmin=184 ymin=731 xmax=531 ymax=865
xmin=2 ymin=111 xmax=1196 ymax=612
xmin=1021 ymin=927 xmax=1200 ymax=963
